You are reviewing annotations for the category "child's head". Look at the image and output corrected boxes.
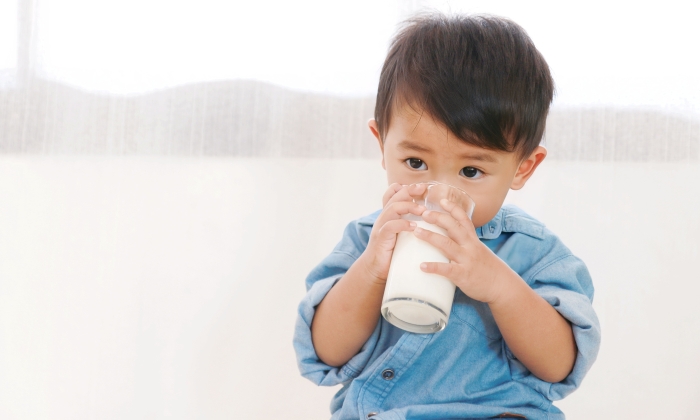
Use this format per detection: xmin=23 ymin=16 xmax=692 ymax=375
xmin=369 ymin=13 xmax=554 ymax=227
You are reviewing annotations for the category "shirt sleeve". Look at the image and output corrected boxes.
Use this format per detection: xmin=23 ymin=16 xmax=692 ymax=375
xmin=292 ymin=219 xmax=383 ymax=387
xmin=509 ymin=254 xmax=601 ymax=400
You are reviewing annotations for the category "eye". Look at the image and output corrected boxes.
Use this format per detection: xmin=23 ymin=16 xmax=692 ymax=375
xmin=460 ymin=166 xmax=483 ymax=179
xmin=405 ymin=158 xmax=427 ymax=171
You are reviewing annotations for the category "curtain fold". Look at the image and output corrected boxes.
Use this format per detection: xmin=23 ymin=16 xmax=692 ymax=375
xmin=2 ymin=0 xmax=699 ymax=160
xmin=2 ymin=77 xmax=699 ymax=160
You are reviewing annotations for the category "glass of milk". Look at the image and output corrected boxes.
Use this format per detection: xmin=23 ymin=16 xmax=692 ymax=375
xmin=381 ymin=181 xmax=476 ymax=334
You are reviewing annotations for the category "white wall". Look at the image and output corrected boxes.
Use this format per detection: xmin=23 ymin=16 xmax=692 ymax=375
xmin=1 ymin=157 xmax=698 ymax=419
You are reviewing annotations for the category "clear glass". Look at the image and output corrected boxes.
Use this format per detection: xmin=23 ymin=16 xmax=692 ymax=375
xmin=381 ymin=181 xmax=476 ymax=334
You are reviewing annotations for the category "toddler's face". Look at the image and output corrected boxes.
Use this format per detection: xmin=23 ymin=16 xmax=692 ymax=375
xmin=370 ymin=104 xmax=544 ymax=228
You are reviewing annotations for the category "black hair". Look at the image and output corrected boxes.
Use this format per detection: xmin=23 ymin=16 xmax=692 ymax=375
xmin=375 ymin=13 xmax=554 ymax=159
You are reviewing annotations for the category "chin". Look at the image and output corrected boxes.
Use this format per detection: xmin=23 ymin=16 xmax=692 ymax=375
xmin=471 ymin=209 xmax=499 ymax=228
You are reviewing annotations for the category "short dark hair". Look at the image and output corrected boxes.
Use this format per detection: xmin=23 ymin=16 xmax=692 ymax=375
xmin=375 ymin=13 xmax=554 ymax=160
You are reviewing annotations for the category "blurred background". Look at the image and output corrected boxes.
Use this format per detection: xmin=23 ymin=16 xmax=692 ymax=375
xmin=1 ymin=0 xmax=699 ymax=419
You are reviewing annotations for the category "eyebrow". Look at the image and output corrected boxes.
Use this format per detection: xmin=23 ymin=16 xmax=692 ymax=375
xmin=457 ymin=152 xmax=499 ymax=163
xmin=397 ymin=140 xmax=433 ymax=154
xmin=398 ymin=140 xmax=499 ymax=163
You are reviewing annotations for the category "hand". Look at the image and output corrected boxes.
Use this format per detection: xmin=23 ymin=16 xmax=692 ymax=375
xmin=358 ymin=183 xmax=427 ymax=285
xmin=416 ymin=200 xmax=579 ymax=382
xmin=414 ymin=198 xmax=510 ymax=304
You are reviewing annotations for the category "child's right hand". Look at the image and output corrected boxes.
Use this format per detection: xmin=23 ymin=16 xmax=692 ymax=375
xmin=358 ymin=183 xmax=426 ymax=285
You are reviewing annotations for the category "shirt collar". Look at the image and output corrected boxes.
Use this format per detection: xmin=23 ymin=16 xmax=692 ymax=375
xmin=475 ymin=207 xmax=504 ymax=240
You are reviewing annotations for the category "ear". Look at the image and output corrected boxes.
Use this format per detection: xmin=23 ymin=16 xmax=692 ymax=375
xmin=368 ymin=119 xmax=385 ymax=170
xmin=510 ymin=146 xmax=547 ymax=190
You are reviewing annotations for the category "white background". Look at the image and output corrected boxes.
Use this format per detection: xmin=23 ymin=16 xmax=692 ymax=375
xmin=2 ymin=0 xmax=700 ymax=418
xmin=1 ymin=158 xmax=699 ymax=419
xmin=13 ymin=0 xmax=699 ymax=111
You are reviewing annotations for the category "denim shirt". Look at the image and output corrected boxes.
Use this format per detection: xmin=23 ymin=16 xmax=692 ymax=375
xmin=294 ymin=205 xmax=600 ymax=420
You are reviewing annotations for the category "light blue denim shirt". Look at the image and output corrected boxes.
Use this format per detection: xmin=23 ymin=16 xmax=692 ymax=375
xmin=294 ymin=205 xmax=600 ymax=420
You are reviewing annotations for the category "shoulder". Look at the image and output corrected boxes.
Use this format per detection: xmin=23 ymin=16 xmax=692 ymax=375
xmin=356 ymin=208 xmax=381 ymax=227
xmin=499 ymin=205 xmax=569 ymax=253
xmin=496 ymin=205 xmax=594 ymax=300
xmin=303 ymin=209 xmax=380 ymax=291
xmin=500 ymin=204 xmax=547 ymax=240
xmin=330 ymin=209 xmax=380 ymax=258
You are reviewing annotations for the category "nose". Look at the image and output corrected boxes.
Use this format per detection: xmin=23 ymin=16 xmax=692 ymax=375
xmin=431 ymin=177 xmax=459 ymax=188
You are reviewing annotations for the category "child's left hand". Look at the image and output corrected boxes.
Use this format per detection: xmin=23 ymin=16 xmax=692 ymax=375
xmin=415 ymin=198 xmax=510 ymax=304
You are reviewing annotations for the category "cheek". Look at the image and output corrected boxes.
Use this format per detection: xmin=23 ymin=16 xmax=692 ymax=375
xmin=470 ymin=202 xmax=500 ymax=227
xmin=383 ymin=160 xmax=402 ymax=184
xmin=467 ymin=187 xmax=511 ymax=227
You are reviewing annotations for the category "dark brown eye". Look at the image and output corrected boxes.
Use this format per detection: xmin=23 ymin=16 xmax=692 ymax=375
xmin=406 ymin=158 xmax=427 ymax=170
xmin=460 ymin=166 xmax=483 ymax=178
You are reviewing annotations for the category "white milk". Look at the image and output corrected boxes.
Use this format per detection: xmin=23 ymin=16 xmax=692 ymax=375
xmin=381 ymin=220 xmax=456 ymax=333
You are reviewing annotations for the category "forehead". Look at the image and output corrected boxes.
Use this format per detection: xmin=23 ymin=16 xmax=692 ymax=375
xmin=387 ymin=103 xmax=450 ymax=145
xmin=386 ymin=104 xmax=507 ymax=161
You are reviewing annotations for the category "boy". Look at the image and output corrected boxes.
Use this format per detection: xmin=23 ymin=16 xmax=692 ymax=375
xmin=294 ymin=13 xmax=600 ymax=420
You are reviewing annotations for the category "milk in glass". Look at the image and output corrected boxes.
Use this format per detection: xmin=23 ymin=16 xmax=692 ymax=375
xmin=380 ymin=182 xmax=474 ymax=334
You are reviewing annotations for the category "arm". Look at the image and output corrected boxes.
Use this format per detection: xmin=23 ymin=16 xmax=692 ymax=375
xmin=487 ymin=264 xmax=576 ymax=382
xmin=311 ymin=184 xmax=426 ymax=367
xmin=417 ymin=201 xmax=576 ymax=382
xmin=311 ymin=255 xmax=385 ymax=367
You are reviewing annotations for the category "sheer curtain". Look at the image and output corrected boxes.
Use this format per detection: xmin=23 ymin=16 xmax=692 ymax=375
xmin=1 ymin=1 xmax=699 ymax=419
xmin=2 ymin=0 xmax=698 ymax=157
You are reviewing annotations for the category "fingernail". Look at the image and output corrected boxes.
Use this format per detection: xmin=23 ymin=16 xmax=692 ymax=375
xmin=423 ymin=210 xmax=431 ymax=217
xmin=414 ymin=227 xmax=422 ymax=234
xmin=409 ymin=221 xmax=417 ymax=227
xmin=420 ymin=263 xmax=428 ymax=270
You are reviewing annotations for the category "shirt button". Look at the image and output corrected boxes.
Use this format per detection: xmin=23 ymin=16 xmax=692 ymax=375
xmin=381 ymin=369 xmax=395 ymax=380
xmin=367 ymin=412 xmax=378 ymax=418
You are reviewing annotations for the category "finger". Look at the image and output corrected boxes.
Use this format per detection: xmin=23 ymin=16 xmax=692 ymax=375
xmin=419 ymin=261 xmax=463 ymax=282
xmin=406 ymin=182 xmax=428 ymax=197
xmin=382 ymin=183 xmax=404 ymax=207
xmin=384 ymin=185 xmax=413 ymax=208
xmin=413 ymin=225 xmax=464 ymax=262
xmin=376 ymin=219 xmax=417 ymax=241
xmin=439 ymin=198 xmax=474 ymax=230
xmin=377 ymin=201 xmax=426 ymax=225
xmin=420 ymin=209 xmax=472 ymax=247
xmin=374 ymin=201 xmax=426 ymax=234
xmin=384 ymin=183 xmax=428 ymax=207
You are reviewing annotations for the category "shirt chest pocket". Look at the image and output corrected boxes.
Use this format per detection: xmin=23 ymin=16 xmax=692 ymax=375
xmin=450 ymin=290 xmax=502 ymax=341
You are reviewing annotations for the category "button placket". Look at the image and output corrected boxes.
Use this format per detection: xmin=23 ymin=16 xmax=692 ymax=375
xmin=358 ymin=333 xmax=434 ymax=418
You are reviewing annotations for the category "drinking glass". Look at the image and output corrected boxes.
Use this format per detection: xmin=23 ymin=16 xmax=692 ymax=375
xmin=381 ymin=181 xmax=476 ymax=334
